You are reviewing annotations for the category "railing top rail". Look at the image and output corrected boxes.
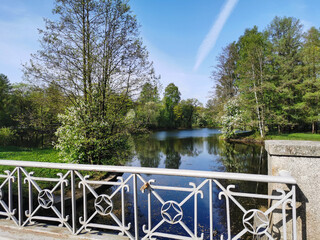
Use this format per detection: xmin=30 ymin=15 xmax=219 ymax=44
xmin=0 ymin=159 xmax=296 ymax=184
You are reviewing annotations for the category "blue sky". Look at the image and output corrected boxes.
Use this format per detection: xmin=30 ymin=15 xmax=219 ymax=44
xmin=1 ymin=0 xmax=319 ymax=104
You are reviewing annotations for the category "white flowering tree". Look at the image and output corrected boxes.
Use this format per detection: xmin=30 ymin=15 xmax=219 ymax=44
xmin=221 ymin=97 xmax=244 ymax=139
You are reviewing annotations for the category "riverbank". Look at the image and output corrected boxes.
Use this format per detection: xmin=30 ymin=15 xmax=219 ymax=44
xmin=227 ymin=132 xmax=320 ymax=144
xmin=0 ymin=147 xmax=108 ymax=181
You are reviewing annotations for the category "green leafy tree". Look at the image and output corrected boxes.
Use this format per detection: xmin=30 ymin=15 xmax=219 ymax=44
xmin=174 ymin=99 xmax=199 ymax=128
xmin=237 ymin=26 xmax=270 ymax=137
xmin=135 ymin=82 xmax=161 ymax=129
xmin=24 ymin=0 xmax=158 ymax=162
xmin=0 ymin=74 xmax=13 ymax=127
xmin=298 ymin=27 xmax=320 ymax=133
xmin=267 ymin=16 xmax=303 ymax=132
xmin=138 ymin=82 xmax=160 ymax=104
xmin=10 ymin=83 xmax=67 ymax=146
xmin=24 ymin=0 xmax=157 ymax=106
xmin=209 ymin=42 xmax=239 ymax=126
xmin=163 ymin=83 xmax=181 ymax=128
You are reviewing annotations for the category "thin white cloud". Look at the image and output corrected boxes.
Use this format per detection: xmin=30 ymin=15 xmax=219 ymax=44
xmin=193 ymin=0 xmax=239 ymax=71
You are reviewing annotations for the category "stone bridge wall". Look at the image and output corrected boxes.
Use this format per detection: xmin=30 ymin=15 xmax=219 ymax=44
xmin=265 ymin=140 xmax=320 ymax=240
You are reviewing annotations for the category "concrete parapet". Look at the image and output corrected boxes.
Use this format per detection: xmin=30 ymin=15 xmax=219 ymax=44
xmin=0 ymin=219 xmax=129 ymax=240
xmin=265 ymin=140 xmax=320 ymax=240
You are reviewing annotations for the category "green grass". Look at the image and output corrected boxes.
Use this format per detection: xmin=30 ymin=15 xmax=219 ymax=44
xmin=0 ymin=146 xmax=60 ymax=162
xmin=265 ymin=132 xmax=320 ymax=141
xmin=0 ymin=146 xmax=67 ymax=183
xmin=0 ymin=147 xmax=106 ymax=184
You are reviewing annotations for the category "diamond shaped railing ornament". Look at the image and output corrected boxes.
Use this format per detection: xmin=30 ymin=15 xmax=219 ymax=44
xmin=243 ymin=209 xmax=269 ymax=235
xmin=94 ymin=194 xmax=113 ymax=216
xmin=161 ymin=201 xmax=183 ymax=224
xmin=38 ymin=189 xmax=54 ymax=209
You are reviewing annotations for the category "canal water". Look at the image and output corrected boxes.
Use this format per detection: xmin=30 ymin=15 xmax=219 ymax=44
xmin=114 ymin=128 xmax=268 ymax=239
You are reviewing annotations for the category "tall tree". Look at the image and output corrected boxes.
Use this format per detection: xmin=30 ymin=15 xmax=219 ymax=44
xmin=210 ymin=42 xmax=239 ymax=123
xmin=163 ymin=83 xmax=181 ymax=128
xmin=24 ymin=0 xmax=158 ymax=163
xmin=24 ymin=0 xmax=158 ymax=109
xmin=237 ymin=26 xmax=269 ymax=137
xmin=138 ymin=82 xmax=159 ymax=104
xmin=0 ymin=74 xmax=11 ymax=126
xmin=267 ymin=16 xmax=303 ymax=132
xmin=299 ymin=27 xmax=320 ymax=133
xmin=212 ymin=42 xmax=239 ymax=102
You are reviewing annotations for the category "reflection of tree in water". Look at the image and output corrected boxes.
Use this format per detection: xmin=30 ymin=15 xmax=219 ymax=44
xmin=206 ymin=134 xmax=220 ymax=155
xmin=174 ymin=137 xmax=203 ymax=157
xmin=133 ymin=135 xmax=161 ymax=168
xmin=162 ymin=138 xmax=182 ymax=169
xmin=206 ymin=136 xmax=267 ymax=175
xmin=133 ymin=134 xmax=206 ymax=169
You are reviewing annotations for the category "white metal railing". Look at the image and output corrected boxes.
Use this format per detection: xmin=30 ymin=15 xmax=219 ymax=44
xmin=0 ymin=160 xmax=296 ymax=240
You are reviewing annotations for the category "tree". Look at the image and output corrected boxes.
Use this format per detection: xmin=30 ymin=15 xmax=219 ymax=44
xmin=267 ymin=16 xmax=303 ymax=132
xmin=9 ymin=83 xmax=67 ymax=146
xmin=209 ymin=42 xmax=239 ymax=126
xmin=163 ymin=83 xmax=181 ymax=128
xmin=211 ymin=42 xmax=239 ymax=102
xmin=24 ymin=0 xmax=158 ymax=106
xmin=174 ymin=99 xmax=199 ymax=128
xmin=236 ymin=26 xmax=269 ymax=137
xmin=0 ymin=74 xmax=12 ymax=127
xmin=221 ymin=97 xmax=245 ymax=138
xmin=24 ymin=0 xmax=158 ymax=163
xmin=138 ymin=82 xmax=160 ymax=104
xmin=299 ymin=27 xmax=320 ymax=133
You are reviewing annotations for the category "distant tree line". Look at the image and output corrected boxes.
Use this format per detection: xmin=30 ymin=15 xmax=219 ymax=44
xmin=209 ymin=16 xmax=320 ymax=138
xmin=0 ymin=75 xmax=67 ymax=147
xmin=131 ymin=82 xmax=213 ymax=131
xmin=0 ymin=74 xmax=211 ymax=150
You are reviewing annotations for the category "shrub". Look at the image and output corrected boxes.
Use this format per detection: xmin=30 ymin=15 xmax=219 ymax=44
xmin=0 ymin=127 xmax=17 ymax=146
xmin=55 ymin=95 xmax=131 ymax=165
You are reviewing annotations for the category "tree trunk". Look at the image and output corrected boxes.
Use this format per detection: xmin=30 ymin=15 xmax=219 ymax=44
xmin=252 ymin=67 xmax=264 ymax=138
xmin=312 ymin=121 xmax=316 ymax=134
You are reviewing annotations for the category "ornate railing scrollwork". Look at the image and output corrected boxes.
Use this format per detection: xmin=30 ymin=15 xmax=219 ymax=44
xmin=0 ymin=160 xmax=297 ymax=240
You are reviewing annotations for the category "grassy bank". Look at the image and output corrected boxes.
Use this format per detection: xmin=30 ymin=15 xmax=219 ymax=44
xmin=0 ymin=147 xmax=67 ymax=181
xmin=265 ymin=132 xmax=320 ymax=141
xmin=0 ymin=147 xmax=108 ymax=183
xmin=228 ymin=131 xmax=320 ymax=143
xmin=0 ymin=146 xmax=60 ymax=162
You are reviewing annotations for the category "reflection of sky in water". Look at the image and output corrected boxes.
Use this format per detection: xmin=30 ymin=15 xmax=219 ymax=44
xmin=119 ymin=128 xmax=267 ymax=239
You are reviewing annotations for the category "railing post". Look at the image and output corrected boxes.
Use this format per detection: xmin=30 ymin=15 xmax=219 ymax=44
xmin=209 ymin=180 xmax=213 ymax=240
xmin=133 ymin=174 xmax=139 ymax=239
xmin=28 ymin=174 xmax=33 ymax=219
xmin=8 ymin=171 xmax=13 ymax=216
xmin=71 ymin=170 xmax=76 ymax=234
xmin=17 ymin=167 xmax=23 ymax=226
xmin=292 ymin=185 xmax=297 ymax=240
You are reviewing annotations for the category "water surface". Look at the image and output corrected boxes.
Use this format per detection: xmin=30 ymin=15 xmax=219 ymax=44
xmin=119 ymin=128 xmax=267 ymax=239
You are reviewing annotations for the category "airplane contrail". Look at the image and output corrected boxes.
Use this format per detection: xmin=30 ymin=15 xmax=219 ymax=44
xmin=193 ymin=0 xmax=239 ymax=71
